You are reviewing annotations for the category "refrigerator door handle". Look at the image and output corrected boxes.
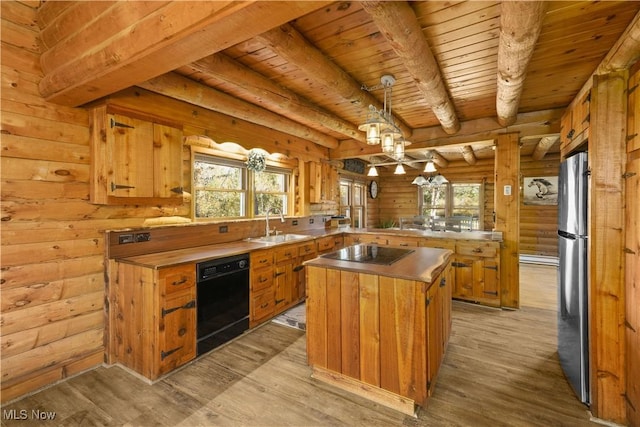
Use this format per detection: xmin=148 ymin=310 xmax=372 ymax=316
xmin=558 ymin=230 xmax=577 ymax=240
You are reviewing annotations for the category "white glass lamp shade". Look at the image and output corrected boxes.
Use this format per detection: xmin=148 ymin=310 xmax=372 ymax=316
xmin=367 ymin=165 xmax=378 ymax=177
xmin=424 ymin=161 xmax=437 ymax=173
xmin=431 ymin=174 xmax=448 ymax=185
xmin=394 ymin=163 xmax=405 ymax=175
xmin=365 ymin=123 xmax=381 ymax=145
xmin=411 ymin=175 xmax=429 ymax=186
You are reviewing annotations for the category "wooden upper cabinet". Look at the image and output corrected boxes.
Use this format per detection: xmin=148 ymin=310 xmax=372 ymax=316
xmin=307 ymin=161 xmax=338 ymax=204
xmin=90 ymin=106 xmax=184 ymax=204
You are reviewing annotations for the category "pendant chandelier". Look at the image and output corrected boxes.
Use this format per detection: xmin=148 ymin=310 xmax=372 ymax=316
xmin=411 ymin=151 xmax=448 ymax=187
xmin=358 ymin=75 xmax=407 ymax=161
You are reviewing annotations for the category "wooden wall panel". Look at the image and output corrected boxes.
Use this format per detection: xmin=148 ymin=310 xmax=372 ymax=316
xmin=625 ymin=66 xmax=640 ymax=427
xmin=520 ymin=152 xmax=560 ymax=256
xmin=589 ymin=71 xmax=627 ymax=423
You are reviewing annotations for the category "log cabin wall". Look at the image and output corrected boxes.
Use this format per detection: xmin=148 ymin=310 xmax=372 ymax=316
xmin=371 ymin=158 xmax=495 ymax=229
xmin=365 ymin=154 xmax=559 ymax=257
xmin=520 ymin=152 xmax=560 ymax=257
xmin=0 ymin=2 xmax=336 ymax=402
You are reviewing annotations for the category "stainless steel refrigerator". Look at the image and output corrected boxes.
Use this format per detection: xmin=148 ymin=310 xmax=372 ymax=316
xmin=557 ymin=151 xmax=590 ymax=405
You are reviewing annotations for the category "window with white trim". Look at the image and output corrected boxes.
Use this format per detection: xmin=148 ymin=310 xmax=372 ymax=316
xmin=419 ymin=182 xmax=483 ymax=229
xmin=193 ymin=153 xmax=292 ymax=220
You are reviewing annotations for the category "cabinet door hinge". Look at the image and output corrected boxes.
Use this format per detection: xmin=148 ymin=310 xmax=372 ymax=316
xmin=293 ymin=265 xmax=305 ymax=272
xmin=625 ymin=320 xmax=637 ymax=333
xmin=162 ymin=299 xmax=195 ymax=317
xmin=170 ymin=186 xmax=183 ymax=194
xmin=439 ymin=277 xmax=446 ymax=288
xmin=627 ymin=133 xmax=638 ymax=142
xmin=624 ymin=247 xmax=637 ymax=255
xmin=425 ymin=297 xmax=432 ymax=307
xmin=622 ymin=172 xmax=637 ymax=179
xmin=110 ymin=118 xmax=135 ymax=129
xmin=161 ymin=346 xmax=183 ymax=360
xmin=628 ymin=84 xmax=638 ymax=95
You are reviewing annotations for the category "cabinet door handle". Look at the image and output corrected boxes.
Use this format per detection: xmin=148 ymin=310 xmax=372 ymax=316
xmin=111 ymin=182 xmax=136 ymax=191
xmin=161 ymin=346 xmax=183 ymax=360
xmin=484 ymin=265 xmax=498 ymax=271
xmin=259 ymin=277 xmax=268 ymax=283
xmin=260 ymin=302 xmax=269 ymax=309
xmin=274 ymin=271 xmax=285 ymax=277
xmin=440 ymin=277 xmax=446 ymax=287
xmin=260 ymin=259 xmax=269 ymax=264
xmin=170 ymin=186 xmax=183 ymax=194
xmin=275 ymin=298 xmax=285 ymax=304
xmin=162 ymin=299 xmax=195 ymax=317
xmin=425 ymin=297 xmax=432 ymax=307
xmin=293 ymin=265 xmax=304 ymax=272
xmin=172 ymin=277 xmax=188 ymax=286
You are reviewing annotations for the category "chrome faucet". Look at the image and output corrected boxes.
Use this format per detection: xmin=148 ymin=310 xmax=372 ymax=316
xmin=265 ymin=207 xmax=285 ymax=236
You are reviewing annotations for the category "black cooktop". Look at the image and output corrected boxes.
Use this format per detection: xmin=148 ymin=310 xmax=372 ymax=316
xmin=321 ymin=244 xmax=414 ymax=265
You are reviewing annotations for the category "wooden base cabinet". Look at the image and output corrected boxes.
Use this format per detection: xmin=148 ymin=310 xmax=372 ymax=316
xmin=250 ymin=250 xmax=275 ymax=327
xmin=452 ymin=241 xmax=500 ymax=307
xmin=111 ymin=263 xmax=196 ymax=380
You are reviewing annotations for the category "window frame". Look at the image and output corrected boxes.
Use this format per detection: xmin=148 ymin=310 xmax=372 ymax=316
xmin=418 ymin=181 xmax=484 ymax=229
xmin=191 ymin=145 xmax=295 ymax=222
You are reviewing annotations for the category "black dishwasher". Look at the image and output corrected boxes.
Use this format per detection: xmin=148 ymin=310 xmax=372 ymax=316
xmin=196 ymin=253 xmax=250 ymax=356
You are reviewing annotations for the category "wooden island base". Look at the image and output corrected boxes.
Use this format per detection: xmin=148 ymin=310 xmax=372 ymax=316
xmin=311 ymin=366 xmax=418 ymax=416
xmin=305 ymin=246 xmax=453 ymax=415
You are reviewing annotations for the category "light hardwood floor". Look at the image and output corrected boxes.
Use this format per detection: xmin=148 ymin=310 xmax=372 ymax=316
xmin=1 ymin=263 xmax=597 ymax=426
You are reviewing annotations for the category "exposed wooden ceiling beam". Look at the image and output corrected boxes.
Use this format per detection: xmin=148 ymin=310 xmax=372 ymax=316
xmin=255 ymin=23 xmax=413 ymax=138
xmin=360 ymin=1 xmax=460 ymax=135
xmin=430 ymin=151 xmax=449 ymax=168
xmin=496 ymin=1 xmax=547 ymax=127
xmin=36 ymin=1 xmax=329 ymax=106
xmin=189 ymin=54 xmax=364 ymax=142
xmin=531 ymin=136 xmax=559 ymax=160
xmin=139 ymin=73 xmax=339 ymax=149
xmin=598 ymin=10 xmax=640 ymax=73
xmin=461 ymin=145 xmax=478 ymax=165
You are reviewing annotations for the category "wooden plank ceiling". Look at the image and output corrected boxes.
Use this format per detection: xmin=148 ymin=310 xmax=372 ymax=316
xmin=37 ymin=1 xmax=640 ymax=165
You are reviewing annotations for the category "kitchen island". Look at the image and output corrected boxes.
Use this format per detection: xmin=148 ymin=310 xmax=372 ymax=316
xmin=304 ymin=245 xmax=453 ymax=415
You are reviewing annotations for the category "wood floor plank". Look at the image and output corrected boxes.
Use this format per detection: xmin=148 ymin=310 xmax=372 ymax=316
xmin=0 ymin=264 xmax=597 ymax=426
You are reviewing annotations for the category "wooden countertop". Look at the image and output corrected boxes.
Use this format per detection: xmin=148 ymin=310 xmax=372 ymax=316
xmin=114 ymin=226 xmax=489 ymax=269
xmin=304 ymin=246 xmax=453 ymax=284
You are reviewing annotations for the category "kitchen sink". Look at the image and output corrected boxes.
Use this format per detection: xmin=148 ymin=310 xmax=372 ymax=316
xmin=245 ymin=234 xmax=311 ymax=244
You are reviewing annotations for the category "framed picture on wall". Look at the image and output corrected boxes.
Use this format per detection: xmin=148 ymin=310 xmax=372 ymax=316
xmin=523 ymin=176 xmax=558 ymax=205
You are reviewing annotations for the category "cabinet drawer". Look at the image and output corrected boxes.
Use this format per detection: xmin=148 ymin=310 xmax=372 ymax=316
xmin=251 ymin=267 xmax=273 ymax=292
xmin=275 ymin=245 xmax=296 ymax=263
xmin=251 ymin=286 xmax=275 ymax=323
xmin=316 ymin=236 xmax=335 ymax=252
xmin=419 ymin=238 xmax=456 ymax=250
xmin=297 ymin=242 xmax=316 ymax=257
xmin=456 ymin=242 xmax=498 ymax=258
xmin=386 ymin=236 xmax=419 ymax=247
xmin=159 ymin=264 xmax=195 ymax=295
xmin=251 ymin=251 xmax=273 ymax=268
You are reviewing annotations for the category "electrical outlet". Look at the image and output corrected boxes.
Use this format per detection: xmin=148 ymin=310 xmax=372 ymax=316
xmin=309 ymin=218 xmax=314 ymax=224
xmin=119 ymin=234 xmax=134 ymax=244
xmin=292 ymin=220 xmax=298 ymax=226
xmin=219 ymin=225 xmax=228 ymax=233
xmin=135 ymin=232 xmax=151 ymax=242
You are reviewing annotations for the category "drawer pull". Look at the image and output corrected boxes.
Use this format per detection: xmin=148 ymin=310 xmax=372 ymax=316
xmin=275 ymin=271 xmax=285 ymax=277
xmin=275 ymin=298 xmax=285 ymax=304
xmin=260 ymin=259 xmax=269 ymax=264
xmin=172 ymin=277 xmax=188 ymax=286
xmin=259 ymin=277 xmax=268 ymax=283
xmin=260 ymin=302 xmax=269 ymax=309
xmin=483 ymin=290 xmax=498 ymax=296
xmin=293 ymin=265 xmax=304 ymax=272
xmin=162 ymin=299 xmax=195 ymax=317
xmin=472 ymin=248 xmax=483 ymax=253
xmin=452 ymin=261 xmax=470 ymax=268
xmin=484 ymin=265 xmax=498 ymax=271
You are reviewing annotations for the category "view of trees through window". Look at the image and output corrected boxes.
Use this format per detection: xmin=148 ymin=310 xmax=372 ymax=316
xmin=193 ymin=154 xmax=290 ymax=219
xmin=421 ymin=183 xmax=482 ymax=228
